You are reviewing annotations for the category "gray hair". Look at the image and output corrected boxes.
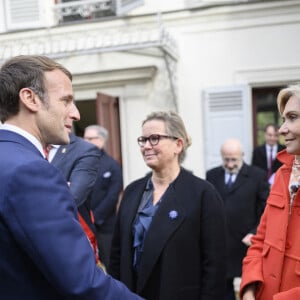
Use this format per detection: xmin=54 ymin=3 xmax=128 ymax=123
xmin=85 ymin=124 xmax=109 ymax=142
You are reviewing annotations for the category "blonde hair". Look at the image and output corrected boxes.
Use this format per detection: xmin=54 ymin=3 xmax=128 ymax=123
xmin=142 ymin=111 xmax=192 ymax=163
xmin=277 ymin=85 xmax=300 ymax=114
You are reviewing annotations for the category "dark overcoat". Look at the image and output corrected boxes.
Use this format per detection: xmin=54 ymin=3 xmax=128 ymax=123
xmin=109 ymin=168 xmax=227 ymax=300
xmin=206 ymin=163 xmax=269 ymax=278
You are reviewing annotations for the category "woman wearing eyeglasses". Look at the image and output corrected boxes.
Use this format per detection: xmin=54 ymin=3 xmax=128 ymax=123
xmin=109 ymin=111 xmax=227 ymax=300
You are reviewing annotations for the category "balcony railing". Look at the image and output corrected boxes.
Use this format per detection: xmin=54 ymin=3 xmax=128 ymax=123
xmin=54 ymin=0 xmax=144 ymax=22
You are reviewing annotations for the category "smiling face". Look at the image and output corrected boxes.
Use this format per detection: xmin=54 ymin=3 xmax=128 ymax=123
xmin=279 ymin=95 xmax=300 ymax=155
xmin=139 ymin=119 xmax=182 ymax=171
xmin=37 ymin=69 xmax=80 ymax=146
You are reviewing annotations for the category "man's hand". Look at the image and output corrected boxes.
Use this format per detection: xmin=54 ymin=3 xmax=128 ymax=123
xmin=242 ymin=283 xmax=256 ymax=300
xmin=242 ymin=233 xmax=254 ymax=246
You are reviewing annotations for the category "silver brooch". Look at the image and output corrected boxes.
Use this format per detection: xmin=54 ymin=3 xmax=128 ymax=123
xmin=169 ymin=210 xmax=178 ymax=220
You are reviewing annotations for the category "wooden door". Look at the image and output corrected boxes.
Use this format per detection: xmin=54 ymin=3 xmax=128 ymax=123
xmin=96 ymin=93 xmax=122 ymax=165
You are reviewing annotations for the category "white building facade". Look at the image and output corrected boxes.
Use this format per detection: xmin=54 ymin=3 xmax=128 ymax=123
xmin=0 ymin=0 xmax=299 ymax=185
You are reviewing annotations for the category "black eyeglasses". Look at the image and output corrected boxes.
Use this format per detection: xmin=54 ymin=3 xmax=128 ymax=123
xmin=137 ymin=134 xmax=178 ymax=147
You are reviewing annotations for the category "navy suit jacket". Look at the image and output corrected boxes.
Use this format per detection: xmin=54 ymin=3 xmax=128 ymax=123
xmin=91 ymin=149 xmax=123 ymax=233
xmin=206 ymin=163 xmax=269 ymax=278
xmin=0 ymin=130 xmax=143 ymax=300
xmin=51 ymin=133 xmax=101 ymax=232
xmin=109 ymin=168 xmax=227 ymax=300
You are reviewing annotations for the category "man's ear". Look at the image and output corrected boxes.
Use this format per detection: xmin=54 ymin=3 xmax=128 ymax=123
xmin=19 ymin=88 xmax=39 ymax=112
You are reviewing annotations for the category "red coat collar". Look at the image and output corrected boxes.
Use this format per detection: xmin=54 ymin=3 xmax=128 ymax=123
xmin=277 ymin=149 xmax=294 ymax=167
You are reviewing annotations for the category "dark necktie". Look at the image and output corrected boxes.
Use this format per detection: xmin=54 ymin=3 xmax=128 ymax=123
xmin=268 ymin=147 xmax=273 ymax=179
xmin=226 ymin=173 xmax=233 ymax=188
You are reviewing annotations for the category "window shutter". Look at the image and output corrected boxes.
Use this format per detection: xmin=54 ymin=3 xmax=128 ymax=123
xmin=111 ymin=0 xmax=144 ymax=16
xmin=0 ymin=0 xmax=6 ymax=33
xmin=203 ymin=84 xmax=252 ymax=171
xmin=4 ymin=0 xmax=44 ymax=30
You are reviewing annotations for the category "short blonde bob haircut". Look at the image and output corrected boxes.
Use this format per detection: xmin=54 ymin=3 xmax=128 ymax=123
xmin=277 ymin=85 xmax=300 ymax=114
xmin=142 ymin=111 xmax=192 ymax=163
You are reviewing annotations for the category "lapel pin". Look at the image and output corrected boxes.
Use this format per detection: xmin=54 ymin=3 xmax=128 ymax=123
xmin=168 ymin=210 xmax=178 ymax=220
xmin=62 ymin=148 xmax=66 ymax=154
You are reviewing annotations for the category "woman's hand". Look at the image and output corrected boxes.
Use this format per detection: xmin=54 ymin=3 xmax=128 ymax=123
xmin=242 ymin=283 xmax=256 ymax=300
xmin=242 ymin=289 xmax=255 ymax=300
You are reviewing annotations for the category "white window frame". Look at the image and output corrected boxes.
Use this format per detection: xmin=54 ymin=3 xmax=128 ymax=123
xmin=4 ymin=0 xmax=44 ymax=31
xmin=203 ymin=84 xmax=252 ymax=171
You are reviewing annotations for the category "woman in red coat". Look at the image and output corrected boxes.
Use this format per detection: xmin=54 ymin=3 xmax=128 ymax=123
xmin=240 ymin=85 xmax=300 ymax=300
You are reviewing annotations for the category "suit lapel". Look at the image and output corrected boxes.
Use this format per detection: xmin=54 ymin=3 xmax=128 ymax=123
xmin=51 ymin=134 xmax=75 ymax=166
xmin=215 ymin=168 xmax=227 ymax=192
xmin=229 ymin=164 xmax=248 ymax=193
xmin=136 ymin=184 xmax=186 ymax=292
xmin=261 ymin=145 xmax=267 ymax=157
xmin=260 ymin=145 xmax=267 ymax=168
xmin=210 ymin=168 xmax=228 ymax=196
xmin=0 ymin=130 xmax=43 ymax=158
xmin=51 ymin=145 xmax=68 ymax=165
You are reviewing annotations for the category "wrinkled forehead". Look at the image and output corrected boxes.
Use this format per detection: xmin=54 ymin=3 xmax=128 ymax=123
xmin=221 ymin=141 xmax=243 ymax=157
xmin=222 ymin=150 xmax=242 ymax=159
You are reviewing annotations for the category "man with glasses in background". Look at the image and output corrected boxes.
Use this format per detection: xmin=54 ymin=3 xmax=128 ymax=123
xmin=206 ymin=138 xmax=269 ymax=300
xmin=84 ymin=125 xmax=123 ymax=269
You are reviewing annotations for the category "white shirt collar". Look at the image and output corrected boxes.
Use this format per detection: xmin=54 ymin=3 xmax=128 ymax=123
xmin=266 ymin=143 xmax=277 ymax=151
xmin=47 ymin=144 xmax=60 ymax=162
xmin=266 ymin=144 xmax=278 ymax=158
xmin=225 ymin=170 xmax=237 ymax=183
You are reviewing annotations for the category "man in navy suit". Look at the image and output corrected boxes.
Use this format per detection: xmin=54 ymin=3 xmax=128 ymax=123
xmin=84 ymin=125 xmax=123 ymax=268
xmin=50 ymin=133 xmax=102 ymax=264
xmin=0 ymin=55 xmax=143 ymax=299
xmin=206 ymin=139 xmax=269 ymax=300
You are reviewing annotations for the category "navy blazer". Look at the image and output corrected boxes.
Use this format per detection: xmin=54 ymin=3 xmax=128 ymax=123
xmin=0 ymin=130 xmax=143 ymax=300
xmin=51 ymin=133 xmax=101 ymax=232
xmin=109 ymin=168 xmax=227 ymax=300
xmin=206 ymin=163 xmax=269 ymax=278
xmin=90 ymin=149 xmax=123 ymax=233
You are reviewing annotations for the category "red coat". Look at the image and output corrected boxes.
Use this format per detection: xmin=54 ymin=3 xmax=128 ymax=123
xmin=240 ymin=150 xmax=300 ymax=300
